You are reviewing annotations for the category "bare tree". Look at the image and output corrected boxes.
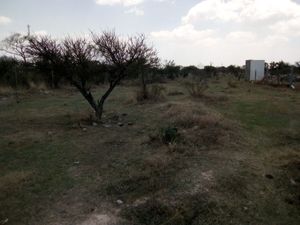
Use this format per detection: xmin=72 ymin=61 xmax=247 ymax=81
xmin=92 ymin=31 xmax=158 ymax=119
xmin=25 ymin=31 xmax=158 ymax=121
xmin=0 ymin=33 xmax=29 ymax=63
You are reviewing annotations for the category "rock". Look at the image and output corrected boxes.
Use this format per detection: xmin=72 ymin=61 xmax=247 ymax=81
xmin=265 ymin=174 xmax=274 ymax=179
xmin=127 ymin=122 xmax=134 ymax=126
xmin=118 ymin=122 xmax=124 ymax=127
xmin=103 ymin=124 xmax=112 ymax=128
xmin=82 ymin=128 xmax=87 ymax=132
xmin=290 ymin=178 xmax=297 ymax=186
xmin=92 ymin=122 xmax=98 ymax=127
xmin=1 ymin=218 xmax=8 ymax=224
xmin=116 ymin=199 xmax=123 ymax=205
xmin=74 ymin=161 xmax=80 ymax=165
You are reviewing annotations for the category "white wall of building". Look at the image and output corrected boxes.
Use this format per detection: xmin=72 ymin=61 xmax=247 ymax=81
xmin=245 ymin=60 xmax=265 ymax=81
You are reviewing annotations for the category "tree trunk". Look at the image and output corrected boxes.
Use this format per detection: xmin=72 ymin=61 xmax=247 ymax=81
xmin=95 ymin=104 xmax=103 ymax=121
xmin=71 ymin=76 xmax=121 ymax=121
xmin=95 ymin=79 xmax=120 ymax=121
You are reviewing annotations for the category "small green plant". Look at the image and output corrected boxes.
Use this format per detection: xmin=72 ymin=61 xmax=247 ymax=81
xmin=161 ymin=126 xmax=179 ymax=144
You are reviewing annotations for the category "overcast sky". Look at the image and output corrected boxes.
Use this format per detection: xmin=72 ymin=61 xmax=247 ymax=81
xmin=1 ymin=0 xmax=300 ymax=66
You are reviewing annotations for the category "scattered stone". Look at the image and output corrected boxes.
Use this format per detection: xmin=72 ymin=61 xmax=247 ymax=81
xmin=116 ymin=199 xmax=124 ymax=205
xmin=118 ymin=122 xmax=124 ymax=127
xmin=243 ymin=206 xmax=248 ymax=211
xmin=127 ymin=122 xmax=134 ymax=126
xmin=1 ymin=218 xmax=8 ymax=224
xmin=47 ymin=131 xmax=53 ymax=135
xmin=82 ymin=128 xmax=87 ymax=132
xmin=290 ymin=178 xmax=297 ymax=186
xmin=103 ymin=124 xmax=112 ymax=128
xmin=74 ymin=161 xmax=80 ymax=165
xmin=265 ymin=174 xmax=274 ymax=179
xmin=92 ymin=122 xmax=98 ymax=127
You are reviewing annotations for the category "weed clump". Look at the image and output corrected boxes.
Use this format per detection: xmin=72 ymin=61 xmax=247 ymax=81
xmin=136 ymin=84 xmax=165 ymax=102
xmin=160 ymin=126 xmax=179 ymax=144
xmin=183 ymin=80 xmax=208 ymax=98
xmin=227 ymin=80 xmax=238 ymax=88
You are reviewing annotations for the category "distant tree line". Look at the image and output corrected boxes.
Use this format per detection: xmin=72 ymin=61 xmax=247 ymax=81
xmin=1 ymin=31 xmax=299 ymax=119
xmin=0 ymin=57 xmax=250 ymax=88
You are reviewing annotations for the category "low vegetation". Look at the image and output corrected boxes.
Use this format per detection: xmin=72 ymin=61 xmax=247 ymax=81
xmin=0 ymin=77 xmax=299 ymax=225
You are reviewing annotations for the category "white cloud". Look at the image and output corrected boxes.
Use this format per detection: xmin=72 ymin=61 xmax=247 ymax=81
xmin=0 ymin=16 xmax=12 ymax=25
xmin=151 ymin=0 xmax=300 ymax=65
xmin=151 ymin=24 xmax=219 ymax=47
xmin=183 ymin=0 xmax=300 ymax=24
xmin=226 ymin=31 xmax=256 ymax=43
xmin=270 ymin=18 xmax=300 ymax=36
xmin=125 ymin=7 xmax=144 ymax=16
xmin=154 ymin=0 xmax=175 ymax=4
xmin=95 ymin=0 xmax=143 ymax=7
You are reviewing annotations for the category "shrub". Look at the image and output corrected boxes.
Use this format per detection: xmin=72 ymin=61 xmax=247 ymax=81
xmin=227 ymin=80 xmax=238 ymax=88
xmin=160 ymin=126 xmax=179 ymax=144
xmin=183 ymin=80 xmax=208 ymax=97
xmin=136 ymin=84 xmax=165 ymax=102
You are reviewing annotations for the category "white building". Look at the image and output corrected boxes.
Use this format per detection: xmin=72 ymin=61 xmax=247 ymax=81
xmin=245 ymin=60 xmax=265 ymax=81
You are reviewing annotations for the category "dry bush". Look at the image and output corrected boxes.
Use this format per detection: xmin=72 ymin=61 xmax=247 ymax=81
xmin=28 ymin=81 xmax=47 ymax=91
xmin=167 ymin=90 xmax=184 ymax=96
xmin=136 ymin=84 xmax=165 ymax=102
xmin=227 ymin=80 xmax=238 ymax=88
xmin=160 ymin=102 xmax=238 ymax=149
xmin=183 ymin=80 xmax=208 ymax=98
xmin=149 ymin=84 xmax=166 ymax=100
xmin=164 ymin=103 xmax=220 ymax=128
xmin=0 ymin=86 xmax=14 ymax=95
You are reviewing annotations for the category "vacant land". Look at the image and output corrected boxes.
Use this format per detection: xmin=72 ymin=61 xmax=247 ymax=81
xmin=0 ymin=78 xmax=299 ymax=225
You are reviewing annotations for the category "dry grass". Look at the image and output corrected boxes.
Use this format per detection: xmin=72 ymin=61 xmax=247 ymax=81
xmin=0 ymin=86 xmax=14 ymax=95
xmin=135 ymin=84 xmax=166 ymax=103
xmin=1 ymin=78 xmax=300 ymax=225
xmin=0 ymin=171 xmax=32 ymax=193
xmin=28 ymin=81 xmax=48 ymax=91
xmin=183 ymin=80 xmax=208 ymax=98
xmin=227 ymin=80 xmax=238 ymax=88
xmin=160 ymin=101 xmax=239 ymax=148
xmin=163 ymin=102 xmax=217 ymax=128
xmin=167 ymin=90 xmax=184 ymax=96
